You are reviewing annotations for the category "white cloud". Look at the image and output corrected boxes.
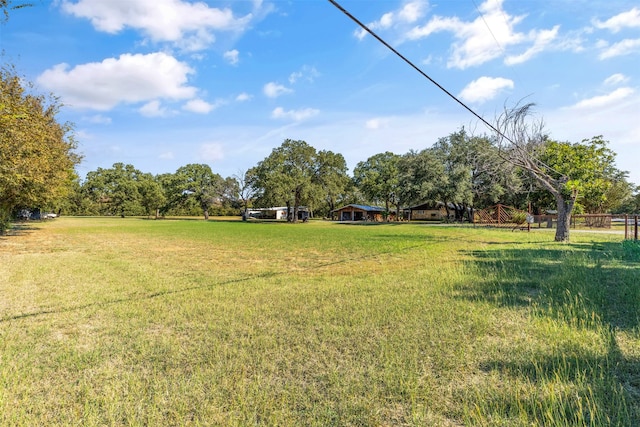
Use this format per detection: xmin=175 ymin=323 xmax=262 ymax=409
xmin=139 ymin=100 xmax=170 ymax=117
xmin=84 ymin=114 xmax=112 ymax=124
xmin=224 ymin=49 xmax=239 ymax=65
xmin=61 ymin=0 xmax=259 ymax=51
xmin=407 ymin=0 xmax=558 ymax=69
xmin=458 ymin=76 xmax=514 ymax=103
xmin=571 ymin=87 xmax=635 ymax=109
xmin=365 ymin=117 xmax=390 ymax=129
xmin=398 ymin=1 xmax=425 ymax=23
xmin=505 ymin=26 xmax=559 ymax=65
xmin=159 ymin=151 xmax=175 ymax=160
xmin=37 ymin=52 xmax=196 ymax=110
xmin=271 ymin=107 xmax=319 ymax=121
xmin=263 ymin=82 xmax=293 ymax=98
xmin=355 ymin=0 xmax=428 ymax=40
xmin=598 ymin=38 xmax=640 ymax=59
xmin=236 ymin=92 xmax=252 ymax=102
xmin=604 ymin=73 xmax=629 ymax=86
xmin=593 ymin=7 xmax=640 ymax=33
xmin=288 ymin=65 xmax=320 ymax=84
xmin=199 ymin=143 xmax=224 ymax=162
xmin=183 ymin=98 xmax=219 ymax=114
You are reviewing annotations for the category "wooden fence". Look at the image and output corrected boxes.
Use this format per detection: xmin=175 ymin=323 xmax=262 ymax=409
xmin=474 ymin=204 xmax=531 ymax=230
xmin=623 ymin=215 xmax=639 ymax=241
xmin=531 ymin=213 xmax=639 ymax=241
xmin=476 ymin=207 xmax=639 ymax=240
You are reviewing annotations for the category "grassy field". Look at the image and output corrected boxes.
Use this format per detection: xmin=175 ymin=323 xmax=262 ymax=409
xmin=1 ymin=217 xmax=638 ymax=426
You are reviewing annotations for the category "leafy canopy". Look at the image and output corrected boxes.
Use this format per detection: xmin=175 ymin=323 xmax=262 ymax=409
xmin=0 ymin=67 xmax=80 ymax=230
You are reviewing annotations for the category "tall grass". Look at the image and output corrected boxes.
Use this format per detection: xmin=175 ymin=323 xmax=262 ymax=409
xmin=0 ymin=218 xmax=637 ymax=426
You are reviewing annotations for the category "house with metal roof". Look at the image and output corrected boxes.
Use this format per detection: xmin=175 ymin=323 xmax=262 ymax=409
xmin=332 ymin=204 xmax=386 ymax=222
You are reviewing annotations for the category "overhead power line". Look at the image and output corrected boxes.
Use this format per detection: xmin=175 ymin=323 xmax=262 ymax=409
xmin=327 ymin=0 xmax=516 ymax=146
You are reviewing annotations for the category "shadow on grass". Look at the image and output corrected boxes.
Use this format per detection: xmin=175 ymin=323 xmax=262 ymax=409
xmin=476 ymin=341 xmax=636 ymax=425
xmin=0 ymin=223 xmax=41 ymax=239
xmin=459 ymin=240 xmax=640 ymax=424
xmin=460 ymin=241 xmax=639 ymax=330
xmin=336 ymin=221 xmax=406 ymax=226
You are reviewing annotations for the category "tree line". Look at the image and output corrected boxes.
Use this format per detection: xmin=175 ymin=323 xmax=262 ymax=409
xmin=2 ymin=66 xmax=639 ymax=240
xmin=56 ymin=133 xmax=639 ymax=224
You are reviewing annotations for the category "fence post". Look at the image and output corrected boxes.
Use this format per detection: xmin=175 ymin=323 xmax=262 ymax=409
xmin=635 ymin=215 xmax=638 ymax=241
xmin=625 ymin=215 xmax=629 ymax=240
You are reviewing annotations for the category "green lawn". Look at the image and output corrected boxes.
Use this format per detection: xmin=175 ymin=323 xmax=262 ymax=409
xmin=1 ymin=217 xmax=638 ymax=426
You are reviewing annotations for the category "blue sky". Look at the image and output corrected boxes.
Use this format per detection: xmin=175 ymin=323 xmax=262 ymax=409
xmin=2 ymin=0 xmax=639 ymax=184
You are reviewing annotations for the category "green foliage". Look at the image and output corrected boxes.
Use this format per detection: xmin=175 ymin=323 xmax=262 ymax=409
xmin=252 ymin=139 xmax=349 ymax=220
xmin=138 ymin=173 xmax=166 ymax=218
xmin=315 ymin=149 xmax=350 ymax=216
xmin=431 ymin=130 xmax=473 ymax=210
xmin=539 ymin=136 xmax=629 ymax=213
xmin=0 ymin=67 xmax=81 ymax=232
xmin=429 ymin=129 xmax=521 ymax=220
xmin=353 ymin=151 xmax=400 ymax=212
xmin=510 ymin=211 xmax=527 ymax=224
xmin=173 ymin=163 xmax=224 ymax=219
xmin=614 ymin=186 xmax=640 ymax=214
xmin=82 ymin=163 xmax=145 ymax=217
xmin=397 ymin=148 xmax=443 ymax=207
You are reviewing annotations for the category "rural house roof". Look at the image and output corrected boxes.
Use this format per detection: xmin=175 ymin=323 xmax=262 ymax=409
xmin=332 ymin=204 xmax=386 ymax=212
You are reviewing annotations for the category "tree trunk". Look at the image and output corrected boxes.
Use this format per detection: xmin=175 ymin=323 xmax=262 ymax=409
xmin=293 ymin=204 xmax=299 ymax=223
xmin=385 ymin=199 xmax=390 ymax=221
xmin=328 ymin=198 xmax=335 ymax=219
xmin=155 ymin=208 xmax=159 ymax=220
xmin=554 ymin=196 xmax=574 ymax=242
xmin=292 ymin=190 xmax=299 ymax=222
xmin=203 ymin=209 xmax=209 ymax=220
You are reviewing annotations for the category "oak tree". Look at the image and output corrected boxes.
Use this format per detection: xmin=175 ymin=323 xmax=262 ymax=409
xmin=0 ymin=68 xmax=80 ymax=232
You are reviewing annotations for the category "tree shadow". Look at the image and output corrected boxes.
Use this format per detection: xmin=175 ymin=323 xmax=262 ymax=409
xmin=460 ymin=241 xmax=639 ymax=330
xmin=335 ymin=221 xmax=406 ymax=226
xmin=476 ymin=338 xmax=636 ymax=425
xmin=458 ymin=240 xmax=640 ymax=423
xmin=0 ymin=223 xmax=41 ymax=239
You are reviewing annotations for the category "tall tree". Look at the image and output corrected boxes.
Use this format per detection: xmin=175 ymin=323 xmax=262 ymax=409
xmin=252 ymin=139 xmax=318 ymax=222
xmin=539 ymin=137 xmax=630 ymax=214
xmin=397 ymin=148 xmax=443 ymax=209
xmin=138 ymin=173 xmax=166 ymax=219
xmin=234 ymin=169 xmax=256 ymax=219
xmin=0 ymin=67 xmax=81 ymax=233
xmin=495 ymin=104 xmax=624 ymax=242
xmin=353 ymin=152 xmax=401 ymax=218
xmin=431 ymin=133 xmax=473 ymax=221
xmin=315 ymin=150 xmax=350 ymax=217
xmin=431 ymin=129 xmax=520 ymax=220
xmin=219 ymin=176 xmax=241 ymax=212
xmin=496 ymin=104 xmax=573 ymax=241
xmin=174 ymin=164 xmax=224 ymax=220
xmin=82 ymin=163 xmax=144 ymax=217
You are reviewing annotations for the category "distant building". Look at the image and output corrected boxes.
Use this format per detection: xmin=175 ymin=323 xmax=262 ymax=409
xmin=332 ymin=204 xmax=386 ymax=222
xmin=408 ymin=203 xmax=448 ymax=221
xmin=247 ymin=207 xmax=309 ymax=220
